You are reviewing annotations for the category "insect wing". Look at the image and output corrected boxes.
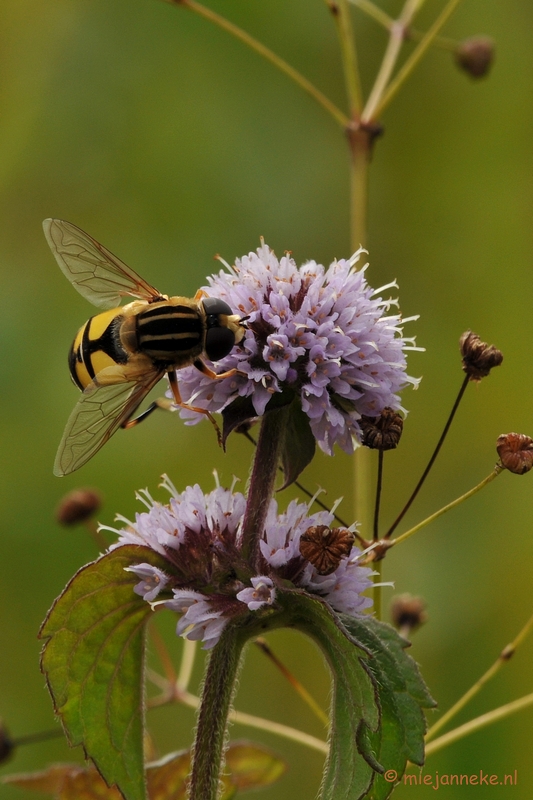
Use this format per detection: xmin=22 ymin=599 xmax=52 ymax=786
xmin=43 ymin=218 xmax=162 ymax=309
xmin=54 ymin=370 xmax=164 ymax=476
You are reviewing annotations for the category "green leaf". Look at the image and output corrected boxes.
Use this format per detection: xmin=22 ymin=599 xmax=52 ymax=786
xmin=39 ymin=545 xmax=169 ymax=800
xmin=224 ymin=740 xmax=287 ymax=791
xmin=279 ymin=398 xmax=316 ymax=489
xmin=340 ymin=615 xmax=436 ymax=800
xmin=275 ymin=591 xmax=381 ymax=800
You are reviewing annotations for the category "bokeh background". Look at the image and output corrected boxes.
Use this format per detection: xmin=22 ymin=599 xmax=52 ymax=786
xmin=1 ymin=0 xmax=533 ymax=797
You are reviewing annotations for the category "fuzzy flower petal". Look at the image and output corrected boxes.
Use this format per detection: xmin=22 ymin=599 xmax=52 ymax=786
xmin=236 ymin=576 xmax=276 ymax=611
xmin=165 ymin=590 xmax=228 ymax=650
xmin=125 ymin=563 xmax=170 ymax=602
xmin=174 ymin=242 xmax=420 ymax=453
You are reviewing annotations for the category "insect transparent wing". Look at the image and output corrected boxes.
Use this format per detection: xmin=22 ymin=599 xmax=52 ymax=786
xmin=43 ymin=218 xmax=162 ymax=309
xmin=54 ymin=370 xmax=164 ymax=476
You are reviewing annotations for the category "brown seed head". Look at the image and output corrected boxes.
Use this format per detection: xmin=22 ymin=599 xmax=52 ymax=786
xmin=55 ymin=488 xmax=102 ymax=526
xmin=496 ymin=433 xmax=533 ymax=475
xmin=391 ymin=594 xmax=428 ymax=634
xmin=360 ymin=407 xmax=403 ymax=450
xmin=455 ymin=36 xmax=495 ymax=79
xmin=299 ymin=525 xmax=354 ymax=575
xmin=460 ymin=330 xmax=503 ymax=381
xmin=0 ymin=721 xmax=13 ymax=765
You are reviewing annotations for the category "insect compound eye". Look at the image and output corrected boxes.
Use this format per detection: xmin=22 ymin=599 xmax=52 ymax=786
xmin=201 ymin=297 xmax=234 ymax=317
xmin=205 ymin=325 xmax=236 ymax=362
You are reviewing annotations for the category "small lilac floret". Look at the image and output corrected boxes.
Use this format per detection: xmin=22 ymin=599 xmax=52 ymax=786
xmin=174 ymin=242 xmax=420 ymax=453
xmin=125 ymin=563 xmax=170 ymax=602
xmin=236 ymin=576 xmax=276 ymax=611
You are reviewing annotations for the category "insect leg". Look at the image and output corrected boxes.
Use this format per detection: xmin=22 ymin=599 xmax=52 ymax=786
xmin=193 ymin=358 xmax=238 ymax=382
xmin=121 ymin=398 xmax=174 ymax=429
xmin=167 ymin=370 xmax=223 ymax=447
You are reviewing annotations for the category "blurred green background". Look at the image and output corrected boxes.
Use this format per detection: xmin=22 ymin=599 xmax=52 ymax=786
xmin=1 ymin=0 xmax=533 ymax=797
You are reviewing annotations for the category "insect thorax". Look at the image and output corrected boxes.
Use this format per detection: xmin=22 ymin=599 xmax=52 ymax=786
xmin=127 ymin=301 xmax=205 ymax=365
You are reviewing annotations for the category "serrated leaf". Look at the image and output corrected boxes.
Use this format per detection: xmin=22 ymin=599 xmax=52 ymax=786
xmin=279 ymin=399 xmax=316 ymax=489
xmin=2 ymin=742 xmax=286 ymax=800
xmin=275 ymin=591 xmax=381 ymax=800
xmin=39 ymin=546 xmax=169 ymax=800
xmin=340 ymin=615 xmax=436 ymax=800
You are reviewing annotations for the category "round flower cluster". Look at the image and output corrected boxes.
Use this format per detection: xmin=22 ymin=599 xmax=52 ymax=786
xmin=175 ymin=241 xmax=420 ymax=454
xmin=102 ymin=477 xmax=376 ymax=649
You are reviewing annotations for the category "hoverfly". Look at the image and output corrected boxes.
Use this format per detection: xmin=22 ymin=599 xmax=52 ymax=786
xmin=44 ymin=219 xmax=245 ymax=476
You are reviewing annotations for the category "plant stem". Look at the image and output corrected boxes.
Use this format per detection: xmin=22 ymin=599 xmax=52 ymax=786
xmin=374 ymin=0 xmax=464 ymax=118
xmin=349 ymin=0 xmax=393 ymax=29
xmin=188 ymin=626 xmax=246 ymax=800
xmin=385 ymin=374 xmax=469 ymax=539
xmin=373 ymin=449 xmax=384 ymax=540
xmin=166 ymin=0 xmax=349 ymax=128
xmin=390 ymin=466 xmax=503 ymax=548
xmin=425 ymin=692 xmax=533 ymax=757
xmin=240 ymin=406 xmax=288 ymax=569
xmin=426 ymin=609 xmax=533 ymax=742
xmin=328 ymin=0 xmax=363 ymax=115
xmin=362 ymin=0 xmax=425 ymax=123
xmin=349 ymin=0 xmax=458 ymax=52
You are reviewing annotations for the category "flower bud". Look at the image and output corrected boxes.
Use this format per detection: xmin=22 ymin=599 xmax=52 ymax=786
xmin=0 ymin=721 xmax=13 ymax=765
xmin=497 ymin=433 xmax=533 ymax=475
xmin=391 ymin=594 xmax=427 ymax=634
xmin=55 ymin=488 xmax=102 ymax=526
xmin=455 ymin=36 xmax=495 ymax=78
xmin=360 ymin=407 xmax=403 ymax=450
xmin=460 ymin=330 xmax=503 ymax=381
xmin=299 ymin=525 xmax=354 ymax=575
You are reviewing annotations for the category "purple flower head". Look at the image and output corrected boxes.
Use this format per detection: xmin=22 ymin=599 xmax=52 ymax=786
xmin=104 ymin=478 xmax=378 ymax=649
xmin=174 ymin=241 xmax=420 ymax=453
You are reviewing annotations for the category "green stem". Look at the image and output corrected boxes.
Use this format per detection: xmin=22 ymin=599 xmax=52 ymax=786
xmin=425 ymin=692 xmax=533 ymax=757
xmin=362 ymin=0 xmax=425 ymax=123
xmin=390 ymin=466 xmax=503 ymax=548
xmin=349 ymin=0 xmax=458 ymax=52
xmin=374 ymin=0 xmax=464 ymax=118
xmin=328 ymin=0 xmax=363 ymax=115
xmin=188 ymin=625 xmax=247 ymax=800
xmin=349 ymin=0 xmax=393 ymax=29
xmin=426 ymin=609 xmax=533 ymax=742
xmin=167 ymin=0 xmax=349 ymax=128
xmin=240 ymin=406 xmax=288 ymax=568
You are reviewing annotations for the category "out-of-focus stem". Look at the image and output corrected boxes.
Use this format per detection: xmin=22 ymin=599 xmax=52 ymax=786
xmin=390 ymin=466 xmax=503 ymax=548
xmin=167 ymin=0 xmax=349 ymax=128
xmin=426 ymin=609 xmax=533 ymax=742
xmin=374 ymin=0 xmax=464 ymax=117
xmin=425 ymin=693 xmax=533 ymax=757
xmin=328 ymin=0 xmax=363 ymax=115
xmin=363 ymin=0 xmax=425 ymax=122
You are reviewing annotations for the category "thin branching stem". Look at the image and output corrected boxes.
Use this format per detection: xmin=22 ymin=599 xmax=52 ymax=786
xmin=326 ymin=0 xmax=363 ymax=115
xmin=374 ymin=0 xmax=464 ymax=118
xmin=349 ymin=0 xmax=393 ymax=29
xmin=426 ymin=609 xmax=533 ymax=742
xmin=362 ymin=0 xmax=425 ymax=123
xmin=385 ymin=374 xmax=470 ymax=539
xmin=390 ymin=466 xmax=503 ymax=548
xmin=255 ymin=638 xmax=330 ymax=727
xmin=166 ymin=0 xmax=349 ymax=128
xmin=425 ymin=692 xmax=533 ymax=757
xmin=350 ymin=0 xmax=457 ymax=52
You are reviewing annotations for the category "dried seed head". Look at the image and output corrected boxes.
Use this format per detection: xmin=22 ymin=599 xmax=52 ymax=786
xmin=391 ymin=594 xmax=428 ymax=634
xmin=455 ymin=36 xmax=495 ymax=79
xmin=299 ymin=525 xmax=354 ymax=575
xmin=497 ymin=433 xmax=533 ymax=475
xmin=55 ymin=488 xmax=102 ymax=526
xmin=0 ymin=721 xmax=13 ymax=765
xmin=360 ymin=407 xmax=404 ymax=450
xmin=460 ymin=330 xmax=503 ymax=381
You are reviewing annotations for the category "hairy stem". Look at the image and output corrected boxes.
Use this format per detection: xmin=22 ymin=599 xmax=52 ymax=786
xmin=188 ymin=626 xmax=246 ymax=800
xmin=241 ymin=406 xmax=289 ymax=568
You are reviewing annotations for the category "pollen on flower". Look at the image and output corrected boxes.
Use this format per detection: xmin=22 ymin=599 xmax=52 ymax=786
xmin=174 ymin=242 xmax=420 ymax=454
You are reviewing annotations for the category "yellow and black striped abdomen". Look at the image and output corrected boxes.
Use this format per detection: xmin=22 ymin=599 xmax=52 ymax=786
xmin=68 ymin=307 xmax=128 ymax=391
xmin=136 ymin=303 xmax=205 ymax=364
